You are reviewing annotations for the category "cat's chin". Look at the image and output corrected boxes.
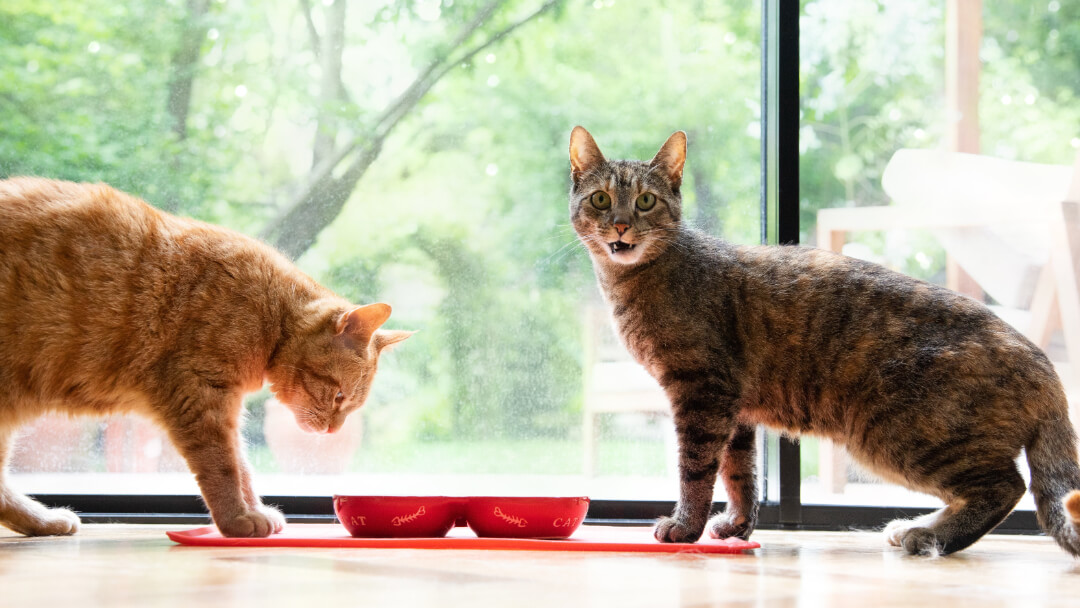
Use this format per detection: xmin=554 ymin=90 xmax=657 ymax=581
xmin=289 ymin=413 xmax=331 ymax=434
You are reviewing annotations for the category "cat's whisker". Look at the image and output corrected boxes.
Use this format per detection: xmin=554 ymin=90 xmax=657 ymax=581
xmin=576 ymin=167 xmax=608 ymax=183
xmin=535 ymin=239 xmax=582 ymax=267
xmin=534 ymin=234 xmax=585 ymax=263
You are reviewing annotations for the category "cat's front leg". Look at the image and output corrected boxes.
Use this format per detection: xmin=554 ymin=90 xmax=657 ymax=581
xmin=236 ymin=454 xmax=287 ymax=533
xmin=655 ymin=405 xmax=733 ymax=543
xmin=166 ymin=393 xmax=284 ymax=537
xmin=707 ymin=423 xmax=759 ymax=540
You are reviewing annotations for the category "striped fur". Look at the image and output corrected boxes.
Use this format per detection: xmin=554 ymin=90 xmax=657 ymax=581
xmin=568 ymin=127 xmax=1080 ymax=556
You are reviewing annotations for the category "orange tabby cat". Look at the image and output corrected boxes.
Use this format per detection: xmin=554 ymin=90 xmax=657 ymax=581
xmin=0 ymin=177 xmax=411 ymax=537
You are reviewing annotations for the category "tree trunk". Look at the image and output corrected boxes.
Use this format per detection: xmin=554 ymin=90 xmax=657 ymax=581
xmin=311 ymin=0 xmax=347 ymax=169
xmin=263 ymin=139 xmax=384 ymax=259
xmin=260 ymin=0 xmax=563 ymax=259
xmin=166 ymin=0 xmax=210 ymax=141
xmin=410 ymin=231 xmax=487 ymax=435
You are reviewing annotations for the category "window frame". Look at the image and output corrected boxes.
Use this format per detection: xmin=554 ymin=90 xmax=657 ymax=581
xmin=28 ymin=0 xmax=1044 ymax=536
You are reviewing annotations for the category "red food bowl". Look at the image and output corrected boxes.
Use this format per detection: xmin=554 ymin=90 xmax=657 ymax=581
xmin=465 ymin=496 xmax=590 ymax=539
xmin=333 ymin=496 xmax=591 ymax=539
xmin=333 ymin=496 xmax=465 ymax=538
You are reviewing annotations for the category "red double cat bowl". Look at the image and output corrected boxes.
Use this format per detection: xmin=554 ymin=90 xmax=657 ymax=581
xmin=333 ymin=495 xmax=589 ymax=539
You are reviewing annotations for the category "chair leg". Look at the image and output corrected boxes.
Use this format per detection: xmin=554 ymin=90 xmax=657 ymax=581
xmin=1051 ymin=201 xmax=1080 ymax=393
xmin=1026 ymin=261 xmax=1059 ymax=349
xmin=819 ymin=439 xmax=848 ymax=494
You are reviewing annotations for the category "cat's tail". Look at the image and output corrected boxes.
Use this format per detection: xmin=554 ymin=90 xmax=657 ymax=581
xmin=1026 ymin=412 xmax=1080 ymax=557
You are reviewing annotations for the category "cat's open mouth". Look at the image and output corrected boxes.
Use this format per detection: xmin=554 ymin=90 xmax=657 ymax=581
xmin=608 ymin=241 xmax=636 ymax=255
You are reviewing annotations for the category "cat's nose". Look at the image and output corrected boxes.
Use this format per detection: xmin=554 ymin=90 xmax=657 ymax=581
xmin=613 ymin=223 xmax=630 ymax=236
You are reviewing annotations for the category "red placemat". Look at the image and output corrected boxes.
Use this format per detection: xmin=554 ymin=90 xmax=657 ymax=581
xmin=167 ymin=524 xmax=759 ymax=554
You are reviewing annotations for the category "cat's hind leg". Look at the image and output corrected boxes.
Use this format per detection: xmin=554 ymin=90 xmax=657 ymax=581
xmin=883 ymin=509 xmax=943 ymax=548
xmin=0 ymin=423 xmax=80 ymax=536
xmin=885 ymin=460 xmax=1025 ymax=556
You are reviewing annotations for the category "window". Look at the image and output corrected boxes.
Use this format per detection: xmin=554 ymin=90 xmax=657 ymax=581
xmin=799 ymin=0 xmax=1080 ymax=511
xmin=8 ymin=0 xmax=1066 ymax=535
xmin=5 ymin=0 xmax=762 ymax=507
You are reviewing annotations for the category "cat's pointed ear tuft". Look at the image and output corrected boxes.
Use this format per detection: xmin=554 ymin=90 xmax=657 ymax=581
xmin=649 ymin=131 xmax=687 ymax=189
xmin=374 ymin=329 xmax=414 ymax=353
xmin=335 ymin=302 xmax=392 ymax=345
xmin=569 ymin=126 xmax=606 ymax=183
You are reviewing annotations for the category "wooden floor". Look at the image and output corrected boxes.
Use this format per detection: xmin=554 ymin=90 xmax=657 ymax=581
xmin=2 ymin=525 xmax=1078 ymax=607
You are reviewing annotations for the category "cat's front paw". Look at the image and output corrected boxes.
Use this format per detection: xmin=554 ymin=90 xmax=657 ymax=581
xmin=16 ymin=507 xmax=81 ymax=537
xmin=257 ymin=504 xmax=286 ymax=534
xmin=707 ymin=512 xmax=754 ymax=540
xmin=216 ymin=508 xmax=283 ymax=538
xmin=654 ymin=516 xmax=704 ymax=543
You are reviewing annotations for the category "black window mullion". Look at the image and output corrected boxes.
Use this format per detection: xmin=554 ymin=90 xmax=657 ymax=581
xmin=763 ymin=0 xmax=802 ymax=526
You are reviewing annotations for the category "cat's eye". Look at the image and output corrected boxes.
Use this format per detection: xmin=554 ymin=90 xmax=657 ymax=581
xmin=589 ymin=191 xmax=611 ymax=210
xmin=635 ymin=193 xmax=657 ymax=211
xmin=335 ymin=391 xmax=345 ymax=403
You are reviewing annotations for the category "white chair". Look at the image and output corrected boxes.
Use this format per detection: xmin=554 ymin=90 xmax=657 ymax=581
xmin=581 ymin=303 xmax=675 ymax=477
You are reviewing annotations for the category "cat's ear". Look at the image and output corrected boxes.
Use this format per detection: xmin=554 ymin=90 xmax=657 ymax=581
xmin=569 ymin=126 xmax=606 ymax=183
xmin=335 ymin=302 xmax=392 ymax=345
xmin=649 ymin=131 xmax=687 ymax=189
xmin=374 ymin=329 xmax=414 ymax=353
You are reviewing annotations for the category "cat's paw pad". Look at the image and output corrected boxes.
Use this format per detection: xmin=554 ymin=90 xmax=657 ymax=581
xmin=883 ymin=517 xmax=930 ymax=548
xmin=883 ymin=518 xmax=910 ymax=547
xmin=257 ymin=504 xmax=286 ymax=534
xmin=216 ymin=510 xmax=280 ymax=538
xmin=707 ymin=513 xmax=753 ymax=540
xmin=22 ymin=507 xmax=80 ymax=536
xmin=901 ymin=527 xmax=941 ymax=556
xmin=654 ymin=516 xmax=703 ymax=543
xmin=885 ymin=522 xmax=941 ymax=556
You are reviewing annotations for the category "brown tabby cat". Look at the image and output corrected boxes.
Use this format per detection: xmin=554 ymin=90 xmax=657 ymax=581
xmin=0 ymin=178 xmax=411 ymax=537
xmin=568 ymin=126 xmax=1080 ymax=556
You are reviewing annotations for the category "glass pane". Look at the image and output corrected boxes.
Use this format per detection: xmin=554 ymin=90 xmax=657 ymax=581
xmin=5 ymin=0 xmax=761 ymax=505
xmin=800 ymin=0 xmax=1080 ymax=508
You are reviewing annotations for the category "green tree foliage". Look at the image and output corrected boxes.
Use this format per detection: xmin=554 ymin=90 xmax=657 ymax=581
xmin=0 ymin=0 xmax=216 ymax=212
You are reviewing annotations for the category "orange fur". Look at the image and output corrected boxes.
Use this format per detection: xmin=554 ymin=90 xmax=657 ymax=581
xmin=1065 ymin=491 xmax=1080 ymax=523
xmin=0 ymin=177 xmax=411 ymax=537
